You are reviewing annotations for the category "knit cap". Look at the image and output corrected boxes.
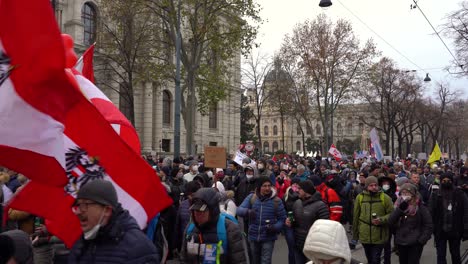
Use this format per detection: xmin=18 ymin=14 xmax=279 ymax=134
xmin=364 ymin=176 xmax=378 ymax=188
xmin=399 ymin=183 xmax=417 ymax=196
xmin=310 ymin=175 xmax=323 ymax=187
xmin=298 ymin=180 xmax=316 ymax=195
xmin=440 ymin=172 xmax=454 ymax=182
xmin=0 ymin=230 xmax=33 ymax=264
xmin=76 ymin=179 xmax=118 ymax=208
xmin=256 ymin=176 xmax=272 ymax=190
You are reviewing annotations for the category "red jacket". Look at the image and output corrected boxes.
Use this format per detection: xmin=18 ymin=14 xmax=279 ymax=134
xmin=275 ymin=178 xmax=291 ymax=199
xmin=316 ymin=183 xmax=342 ymax=222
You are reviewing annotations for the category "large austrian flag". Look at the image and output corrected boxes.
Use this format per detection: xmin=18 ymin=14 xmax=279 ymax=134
xmin=0 ymin=0 xmax=172 ymax=247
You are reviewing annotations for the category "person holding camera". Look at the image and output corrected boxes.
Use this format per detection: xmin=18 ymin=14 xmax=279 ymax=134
xmin=388 ymin=183 xmax=433 ymax=264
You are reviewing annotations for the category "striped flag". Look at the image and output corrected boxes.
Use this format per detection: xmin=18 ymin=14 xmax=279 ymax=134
xmin=70 ymin=44 xmax=141 ymax=154
xmin=75 ymin=43 xmax=95 ymax=83
xmin=0 ymin=0 xmax=171 ymax=247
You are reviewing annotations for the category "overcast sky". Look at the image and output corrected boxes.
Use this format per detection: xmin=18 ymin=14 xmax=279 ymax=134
xmin=251 ymin=0 xmax=468 ymax=99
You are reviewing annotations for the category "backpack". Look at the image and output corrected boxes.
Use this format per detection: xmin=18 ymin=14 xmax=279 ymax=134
xmin=186 ymin=212 xmax=238 ymax=254
xmin=356 ymin=192 xmax=385 ymax=207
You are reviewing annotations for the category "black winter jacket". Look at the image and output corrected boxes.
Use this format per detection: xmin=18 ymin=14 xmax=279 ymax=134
xmin=292 ymin=192 xmax=330 ymax=250
xmin=69 ymin=207 xmax=159 ymax=264
xmin=388 ymin=205 xmax=433 ymax=246
xmin=283 ymin=187 xmax=299 ymax=212
xmin=235 ymin=177 xmax=257 ymax=206
xmin=429 ymin=187 xmax=468 ymax=240
xmin=181 ymin=188 xmax=247 ymax=264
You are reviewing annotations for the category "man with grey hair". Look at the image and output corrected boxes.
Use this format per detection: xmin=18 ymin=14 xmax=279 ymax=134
xmin=295 ymin=164 xmax=310 ymax=182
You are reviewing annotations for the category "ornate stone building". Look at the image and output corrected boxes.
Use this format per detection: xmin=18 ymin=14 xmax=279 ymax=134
xmin=245 ymin=87 xmax=375 ymax=154
xmin=53 ymin=0 xmax=241 ymax=156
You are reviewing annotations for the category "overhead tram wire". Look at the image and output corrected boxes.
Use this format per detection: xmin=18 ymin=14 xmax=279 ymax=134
xmin=335 ymin=0 xmax=426 ymax=72
xmin=412 ymin=0 xmax=465 ymax=72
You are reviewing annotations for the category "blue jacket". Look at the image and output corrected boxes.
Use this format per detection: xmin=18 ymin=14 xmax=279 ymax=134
xmin=295 ymin=171 xmax=311 ymax=182
xmin=237 ymin=191 xmax=286 ymax=242
xmin=69 ymin=206 xmax=159 ymax=264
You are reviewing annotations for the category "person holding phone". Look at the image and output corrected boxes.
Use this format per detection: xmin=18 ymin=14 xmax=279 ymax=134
xmin=388 ymin=183 xmax=433 ymax=264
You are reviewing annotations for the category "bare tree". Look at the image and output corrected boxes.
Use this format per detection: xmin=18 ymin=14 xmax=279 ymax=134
xmin=97 ymin=0 xmax=166 ymax=125
xmin=242 ymin=51 xmax=272 ymax=152
xmin=443 ymin=1 xmax=468 ymax=75
xmin=147 ymin=0 xmax=262 ymax=155
xmin=280 ymin=14 xmax=377 ymax=153
xmin=264 ymin=57 xmax=295 ymax=151
xmin=392 ymin=74 xmax=422 ymax=157
xmin=278 ymin=51 xmax=316 ymax=155
xmin=358 ymin=57 xmax=402 ymax=156
xmin=425 ymin=83 xmax=457 ymax=150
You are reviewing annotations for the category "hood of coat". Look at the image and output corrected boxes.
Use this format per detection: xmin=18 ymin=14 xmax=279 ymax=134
xmin=378 ymin=175 xmax=397 ymax=193
xmin=303 ymin=219 xmax=351 ymax=264
xmin=191 ymin=188 xmax=222 ymax=227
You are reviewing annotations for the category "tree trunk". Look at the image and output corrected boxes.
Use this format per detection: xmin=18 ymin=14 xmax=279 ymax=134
xmin=256 ymin=117 xmax=262 ymax=154
xmin=384 ymin=129 xmax=390 ymax=157
xmin=280 ymin=112 xmax=285 ymax=151
xmin=184 ymin=70 xmax=197 ymax=156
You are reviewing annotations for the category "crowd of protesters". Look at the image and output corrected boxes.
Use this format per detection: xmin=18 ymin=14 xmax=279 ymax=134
xmin=0 ymin=153 xmax=467 ymax=264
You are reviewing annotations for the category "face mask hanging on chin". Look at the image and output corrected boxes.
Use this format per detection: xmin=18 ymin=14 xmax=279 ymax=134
xmin=84 ymin=208 xmax=107 ymax=240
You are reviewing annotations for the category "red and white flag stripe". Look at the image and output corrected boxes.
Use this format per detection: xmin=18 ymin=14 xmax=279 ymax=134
xmin=328 ymin=144 xmax=343 ymax=161
xmin=72 ymin=70 xmax=141 ymax=154
xmin=0 ymin=0 xmax=171 ymax=247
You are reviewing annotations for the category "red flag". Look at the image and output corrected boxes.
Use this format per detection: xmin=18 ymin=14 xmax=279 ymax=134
xmin=70 ymin=44 xmax=141 ymax=154
xmin=75 ymin=43 xmax=95 ymax=83
xmin=328 ymin=144 xmax=342 ymax=161
xmin=0 ymin=0 xmax=171 ymax=247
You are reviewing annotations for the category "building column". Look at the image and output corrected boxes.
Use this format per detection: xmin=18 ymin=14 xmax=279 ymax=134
xmin=141 ymin=82 xmax=153 ymax=153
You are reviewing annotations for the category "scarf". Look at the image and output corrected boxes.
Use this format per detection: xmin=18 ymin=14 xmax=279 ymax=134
xmin=394 ymin=196 xmax=419 ymax=216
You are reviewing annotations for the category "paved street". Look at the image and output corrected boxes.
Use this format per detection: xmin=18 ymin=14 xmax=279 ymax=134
xmin=272 ymin=233 xmax=468 ymax=264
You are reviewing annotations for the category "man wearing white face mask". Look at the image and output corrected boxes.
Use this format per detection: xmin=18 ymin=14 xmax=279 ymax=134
xmin=68 ymin=179 xmax=159 ymax=263
xmin=184 ymin=161 xmax=200 ymax=182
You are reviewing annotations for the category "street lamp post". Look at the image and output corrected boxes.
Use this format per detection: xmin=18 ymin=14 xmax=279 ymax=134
xmin=173 ymin=0 xmax=181 ymax=158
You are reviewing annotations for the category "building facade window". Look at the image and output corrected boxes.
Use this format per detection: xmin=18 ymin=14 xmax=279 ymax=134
xmin=209 ymin=104 xmax=218 ymax=129
xmin=347 ymin=123 xmax=353 ymax=134
xmin=337 ymin=123 xmax=343 ymax=135
xmin=296 ymin=141 xmax=301 ymax=151
xmin=358 ymin=123 xmax=364 ymax=133
xmin=273 ymin=125 xmax=278 ymax=136
xmin=315 ymin=124 xmax=322 ymax=135
xmin=272 ymin=141 xmax=279 ymax=152
xmin=209 ymin=142 xmax=217 ymax=146
xmin=161 ymin=139 xmax=170 ymax=152
xmin=306 ymin=125 xmax=312 ymax=135
xmin=296 ymin=124 xmax=301 ymax=135
xmin=162 ymin=90 xmax=171 ymax=125
xmin=264 ymin=126 xmax=269 ymax=136
xmin=263 ymin=141 xmax=269 ymax=153
xmin=81 ymin=2 xmax=97 ymax=46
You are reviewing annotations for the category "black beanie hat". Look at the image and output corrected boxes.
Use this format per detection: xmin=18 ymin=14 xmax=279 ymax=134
xmin=256 ymin=176 xmax=272 ymax=190
xmin=291 ymin=177 xmax=301 ymax=185
xmin=440 ymin=172 xmax=454 ymax=182
xmin=298 ymin=180 xmax=316 ymax=195
xmin=77 ymin=179 xmax=118 ymax=208
xmin=310 ymin=175 xmax=323 ymax=187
